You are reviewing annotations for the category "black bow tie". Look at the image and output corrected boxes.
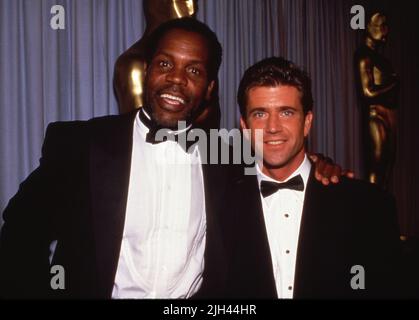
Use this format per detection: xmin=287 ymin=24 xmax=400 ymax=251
xmin=260 ymin=174 xmax=304 ymax=198
xmin=139 ymin=108 xmax=198 ymax=152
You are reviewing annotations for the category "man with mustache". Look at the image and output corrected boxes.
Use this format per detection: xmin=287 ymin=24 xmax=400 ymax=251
xmin=220 ymin=57 xmax=402 ymax=299
xmin=0 ymin=18 xmax=346 ymax=299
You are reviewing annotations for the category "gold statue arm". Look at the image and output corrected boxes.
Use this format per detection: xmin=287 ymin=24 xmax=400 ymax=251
xmin=358 ymin=57 xmax=398 ymax=99
xmin=114 ymin=53 xmax=146 ymax=111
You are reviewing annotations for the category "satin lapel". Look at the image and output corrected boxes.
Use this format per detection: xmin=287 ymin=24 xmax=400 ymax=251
xmin=89 ymin=111 xmax=137 ymax=298
xmin=235 ymin=174 xmax=277 ymax=298
xmin=293 ymin=168 xmax=330 ymax=298
xmin=200 ymin=163 xmax=228 ymax=290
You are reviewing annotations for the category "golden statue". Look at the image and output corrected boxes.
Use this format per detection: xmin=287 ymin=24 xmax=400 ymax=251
xmin=354 ymin=12 xmax=399 ymax=188
xmin=113 ymin=0 xmax=220 ymax=129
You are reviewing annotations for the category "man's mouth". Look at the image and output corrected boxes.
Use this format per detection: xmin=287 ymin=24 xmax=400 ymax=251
xmin=265 ymin=140 xmax=286 ymax=145
xmin=160 ymin=93 xmax=186 ymax=106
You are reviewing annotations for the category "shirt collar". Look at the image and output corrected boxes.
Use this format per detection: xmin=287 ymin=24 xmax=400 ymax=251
xmin=137 ymin=108 xmax=192 ymax=137
xmin=135 ymin=109 xmax=199 ymax=154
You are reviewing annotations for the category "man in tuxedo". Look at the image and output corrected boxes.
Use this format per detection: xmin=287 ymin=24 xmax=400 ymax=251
xmin=221 ymin=56 xmax=402 ymax=299
xmin=0 ymin=17 xmax=230 ymax=299
xmin=0 ymin=19 xmax=345 ymax=299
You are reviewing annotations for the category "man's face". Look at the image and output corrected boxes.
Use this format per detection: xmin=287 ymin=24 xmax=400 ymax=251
xmin=144 ymin=28 xmax=214 ymax=128
xmin=240 ymin=85 xmax=313 ymax=180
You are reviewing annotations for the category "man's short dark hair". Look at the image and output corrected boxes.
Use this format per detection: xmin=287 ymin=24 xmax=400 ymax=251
xmin=237 ymin=56 xmax=314 ymax=116
xmin=145 ymin=17 xmax=222 ymax=81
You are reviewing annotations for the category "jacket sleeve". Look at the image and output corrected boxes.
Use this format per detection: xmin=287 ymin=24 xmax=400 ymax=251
xmin=0 ymin=122 xmax=75 ymax=298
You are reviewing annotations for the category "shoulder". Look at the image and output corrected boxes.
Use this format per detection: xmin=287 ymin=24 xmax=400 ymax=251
xmin=42 ymin=111 xmax=137 ymax=156
xmin=334 ymin=177 xmax=393 ymax=202
xmin=311 ymin=176 xmax=397 ymax=225
xmin=44 ymin=113 xmax=120 ymax=134
xmin=44 ymin=112 xmax=136 ymax=140
xmin=328 ymin=175 xmax=391 ymax=198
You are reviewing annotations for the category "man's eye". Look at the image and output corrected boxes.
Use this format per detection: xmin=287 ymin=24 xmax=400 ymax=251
xmin=159 ymin=61 xmax=171 ymax=68
xmin=253 ymin=112 xmax=265 ymax=118
xmin=281 ymin=110 xmax=294 ymax=117
xmin=188 ymin=67 xmax=201 ymax=75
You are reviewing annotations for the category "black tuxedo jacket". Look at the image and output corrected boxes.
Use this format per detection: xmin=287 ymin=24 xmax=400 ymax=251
xmin=220 ymin=169 xmax=403 ymax=299
xmin=0 ymin=111 xmax=236 ymax=299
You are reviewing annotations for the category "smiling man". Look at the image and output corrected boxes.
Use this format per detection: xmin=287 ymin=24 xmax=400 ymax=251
xmin=0 ymin=18 xmax=224 ymax=299
xmin=221 ymin=56 xmax=403 ymax=299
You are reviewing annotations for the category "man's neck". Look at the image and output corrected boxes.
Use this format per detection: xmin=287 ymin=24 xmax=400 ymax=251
xmin=260 ymin=151 xmax=306 ymax=182
xmin=139 ymin=107 xmax=192 ymax=135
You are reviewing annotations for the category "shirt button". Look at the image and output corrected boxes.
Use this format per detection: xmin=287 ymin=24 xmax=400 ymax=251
xmin=286 ymin=250 xmax=290 ymax=254
xmin=284 ymin=214 xmax=289 ymax=218
xmin=288 ymin=286 xmax=293 ymax=291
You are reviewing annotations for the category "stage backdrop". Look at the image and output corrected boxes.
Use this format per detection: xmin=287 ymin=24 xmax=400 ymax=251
xmin=0 ymin=0 xmax=418 ymax=236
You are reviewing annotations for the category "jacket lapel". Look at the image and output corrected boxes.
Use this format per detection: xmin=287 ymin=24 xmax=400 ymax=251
xmin=293 ymin=168 xmax=339 ymax=298
xmin=196 ymin=162 xmax=229 ymax=297
xmin=89 ymin=111 xmax=137 ymax=298
xmin=293 ymin=168 xmax=317 ymax=298
xmin=232 ymin=174 xmax=277 ymax=298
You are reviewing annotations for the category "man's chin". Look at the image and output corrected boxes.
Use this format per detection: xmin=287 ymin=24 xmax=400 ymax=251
xmin=154 ymin=114 xmax=191 ymax=130
xmin=262 ymin=161 xmax=287 ymax=170
xmin=261 ymin=155 xmax=291 ymax=170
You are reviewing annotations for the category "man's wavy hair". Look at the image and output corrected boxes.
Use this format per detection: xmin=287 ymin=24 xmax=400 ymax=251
xmin=237 ymin=56 xmax=314 ymax=116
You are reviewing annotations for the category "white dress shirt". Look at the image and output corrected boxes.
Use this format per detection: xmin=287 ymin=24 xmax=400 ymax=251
xmin=112 ymin=111 xmax=206 ymax=299
xmin=256 ymin=155 xmax=311 ymax=299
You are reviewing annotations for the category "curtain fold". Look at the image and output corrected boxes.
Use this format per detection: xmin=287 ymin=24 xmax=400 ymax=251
xmin=0 ymin=0 xmax=145 ymax=222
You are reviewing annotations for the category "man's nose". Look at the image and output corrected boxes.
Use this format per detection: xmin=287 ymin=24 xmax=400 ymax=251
xmin=166 ymin=67 xmax=187 ymax=86
xmin=266 ymin=115 xmax=282 ymax=133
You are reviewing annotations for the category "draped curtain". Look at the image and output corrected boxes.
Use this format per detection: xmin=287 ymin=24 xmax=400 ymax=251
xmin=1 ymin=0 xmax=418 ymax=235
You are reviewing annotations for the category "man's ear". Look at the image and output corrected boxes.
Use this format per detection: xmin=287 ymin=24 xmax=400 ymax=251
xmin=240 ymin=116 xmax=248 ymax=130
xmin=304 ymin=111 xmax=313 ymax=137
xmin=205 ymin=80 xmax=215 ymax=100
xmin=240 ymin=116 xmax=252 ymax=142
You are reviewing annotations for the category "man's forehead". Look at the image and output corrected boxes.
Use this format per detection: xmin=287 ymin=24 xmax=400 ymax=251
xmin=154 ymin=29 xmax=210 ymax=61
xmin=247 ymin=85 xmax=303 ymax=107
xmin=153 ymin=49 xmax=208 ymax=63
xmin=248 ymin=85 xmax=302 ymax=98
xmin=158 ymin=28 xmax=208 ymax=47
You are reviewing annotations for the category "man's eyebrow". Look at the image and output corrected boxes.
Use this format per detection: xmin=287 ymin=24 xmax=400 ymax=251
xmin=248 ymin=107 xmax=267 ymax=113
xmin=277 ymin=105 xmax=298 ymax=110
xmin=152 ymin=51 xmax=171 ymax=59
xmin=154 ymin=51 xmax=207 ymax=65
xmin=249 ymin=105 xmax=297 ymax=112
